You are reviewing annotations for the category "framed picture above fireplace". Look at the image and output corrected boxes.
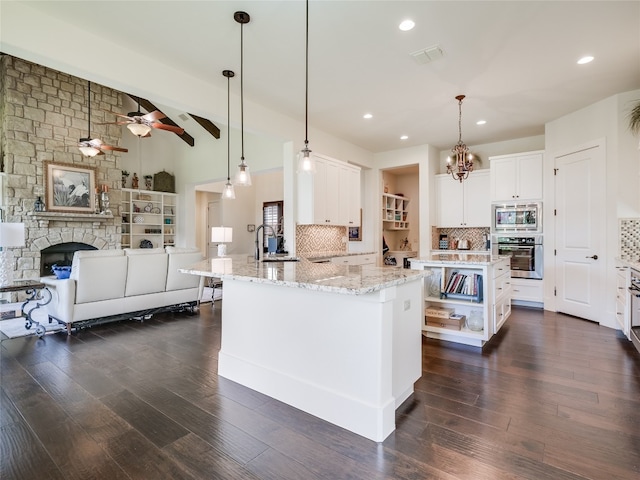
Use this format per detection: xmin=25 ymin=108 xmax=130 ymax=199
xmin=45 ymin=161 xmax=97 ymax=213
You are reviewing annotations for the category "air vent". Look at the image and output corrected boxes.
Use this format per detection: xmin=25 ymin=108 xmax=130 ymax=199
xmin=409 ymin=44 xmax=444 ymax=64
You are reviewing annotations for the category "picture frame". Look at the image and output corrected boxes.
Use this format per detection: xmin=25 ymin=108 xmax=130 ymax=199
xmin=349 ymin=209 xmax=362 ymax=241
xmin=45 ymin=161 xmax=97 ymax=213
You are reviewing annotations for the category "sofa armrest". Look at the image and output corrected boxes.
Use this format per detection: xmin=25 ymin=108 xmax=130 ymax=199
xmin=40 ymin=277 xmax=76 ymax=323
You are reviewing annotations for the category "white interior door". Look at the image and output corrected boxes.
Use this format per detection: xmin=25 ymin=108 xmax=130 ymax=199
xmin=207 ymin=200 xmax=221 ymax=259
xmin=554 ymin=144 xmax=605 ymax=321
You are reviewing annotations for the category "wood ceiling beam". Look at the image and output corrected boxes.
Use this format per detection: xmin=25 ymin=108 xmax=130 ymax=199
xmin=125 ymin=94 xmax=195 ymax=147
xmin=188 ymin=113 xmax=220 ymax=139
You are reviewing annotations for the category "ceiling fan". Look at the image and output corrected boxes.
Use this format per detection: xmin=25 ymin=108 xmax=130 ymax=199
xmin=78 ymin=81 xmax=128 ymax=157
xmin=101 ymin=97 xmax=185 ymax=137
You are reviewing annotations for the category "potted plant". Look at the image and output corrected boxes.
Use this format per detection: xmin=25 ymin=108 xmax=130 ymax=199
xmin=121 ymin=170 xmax=129 ymax=188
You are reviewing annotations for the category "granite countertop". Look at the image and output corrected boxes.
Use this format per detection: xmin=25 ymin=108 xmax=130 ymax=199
xmin=412 ymin=251 xmax=506 ymax=266
xmin=304 ymin=250 xmax=377 ymax=261
xmin=181 ymin=255 xmax=426 ymax=295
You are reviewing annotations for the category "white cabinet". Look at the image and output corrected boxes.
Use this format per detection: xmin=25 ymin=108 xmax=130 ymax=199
xmin=382 ymin=193 xmax=410 ymax=230
xmin=121 ymin=189 xmax=177 ymax=249
xmin=436 ymin=170 xmax=490 ymax=228
xmin=330 ymin=253 xmax=376 ymax=266
xmin=411 ymin=256 xmax=510 ymax=347
xmin=298 ymin=153 xmax=361 ymax=226
xmin=490 ymin=151 xmax=543 ymax=201
xmin=615 ymin=264 xmax=630 ymax=336
xmin=511 ymin=278 xmax=544 ymax=304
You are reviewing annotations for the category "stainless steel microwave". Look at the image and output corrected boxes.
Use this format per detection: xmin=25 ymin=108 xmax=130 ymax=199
xmin=492 ymin=202 xmax=541 ymax=233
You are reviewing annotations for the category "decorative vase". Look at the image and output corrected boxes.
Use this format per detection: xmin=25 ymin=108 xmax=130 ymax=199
xmin=100 ymin=190 xmax=112 ymax=215
xmin=466 ymin=310 xmax=484 ymax=331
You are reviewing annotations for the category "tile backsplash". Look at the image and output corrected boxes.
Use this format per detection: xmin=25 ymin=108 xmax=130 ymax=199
xmin=296 ymin=225 xmax=347 ymax=255
xmin=432 ymin=226 xmax=491 ymax=251
xmin=619 ymin=218 xmax=640 ymax=260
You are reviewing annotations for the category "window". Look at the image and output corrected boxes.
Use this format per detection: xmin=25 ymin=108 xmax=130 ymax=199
xmin=262 ymin=201 xmax=283 ymax=250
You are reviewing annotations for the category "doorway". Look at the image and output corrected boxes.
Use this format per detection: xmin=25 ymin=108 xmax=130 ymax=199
xmin=207 ymin=200 xmax=221 ymax=259
xmin=553 ymin=142 xmax=605 ymax=322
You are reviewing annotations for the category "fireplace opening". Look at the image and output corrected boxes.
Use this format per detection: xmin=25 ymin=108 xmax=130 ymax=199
xmin=40 ymin=242 xmax=98 ymax=277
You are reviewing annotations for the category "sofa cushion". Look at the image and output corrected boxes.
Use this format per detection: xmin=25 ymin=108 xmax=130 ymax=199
xmin=124 ymin=252 xmax=169 ymax=296
xmin=124 ymin=248 xmax=166 ymax=256
xmin=166 ymin=251 xmax=204 ymax=291
xmin=72 ymin=250 xmax=128 ymax=304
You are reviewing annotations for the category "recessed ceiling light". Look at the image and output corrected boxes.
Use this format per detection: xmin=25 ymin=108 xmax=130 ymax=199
xmin=577 ymin=55 xmax=594 ymax=65
xmin=476 ymin=120 xmax=486 ymax=125
xmin=363 ymin=113 xmax=373 ymax=119
xmin=400 ymin=135 xmax=408 ymax=140
xmin=399 ymin=20 xmax=415 ymax=31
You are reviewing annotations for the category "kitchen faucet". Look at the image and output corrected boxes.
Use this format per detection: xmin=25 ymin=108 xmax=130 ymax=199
xmin=255 ymin=224 xmax=277 ymax=261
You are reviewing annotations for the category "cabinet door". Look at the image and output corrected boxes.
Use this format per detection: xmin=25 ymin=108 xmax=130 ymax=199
xmin=312 ymin=159 xmax=329 ymax=224
xmin=436 ymin=174 xmax=464 ymax=227
xmin=462 ymin=171 xmax=490 ymax=227
xmin=490 ymin=157 xmax=518 ymax=201
xmin=347 ymin=167 xmax=361 ymax=226
xmin=516 ymin=153 xmax=543 ymax=200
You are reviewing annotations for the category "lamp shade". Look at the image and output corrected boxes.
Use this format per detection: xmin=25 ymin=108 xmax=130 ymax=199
xmin=211 ymin=227 xmax=233 ymax=243
xmin=127 ymin=123 xmax=152 ymax=137
xmin=0 ymin=223 xmax=26 ymax=248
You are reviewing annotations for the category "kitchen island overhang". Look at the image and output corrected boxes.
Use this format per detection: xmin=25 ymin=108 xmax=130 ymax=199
xmin=181 ymin=256 xmax=428 ymax=442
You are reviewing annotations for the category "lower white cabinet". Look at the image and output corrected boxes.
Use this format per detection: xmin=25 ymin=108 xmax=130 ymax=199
xmin=510 ymin=278 xmax=544 ymax=304
xmin=492 ymin=258 xmax=512 ymax=332
xmin=330 ymin=254 xmax=376 ymax=266
xmin=615 ymin=264 xmax=630 ymax=336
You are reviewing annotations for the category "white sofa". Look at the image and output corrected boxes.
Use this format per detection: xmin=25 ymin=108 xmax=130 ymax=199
xmin=41 ymin=247 xmax=205 ymax=334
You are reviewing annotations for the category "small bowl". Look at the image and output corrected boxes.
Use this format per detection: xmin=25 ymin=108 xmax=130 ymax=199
xmin=51 ymin=265 xmax=71 ymax=279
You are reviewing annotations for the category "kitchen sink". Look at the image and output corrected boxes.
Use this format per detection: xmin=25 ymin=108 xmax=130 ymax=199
xmin=261 ymin=256 xmax=300 ymax=262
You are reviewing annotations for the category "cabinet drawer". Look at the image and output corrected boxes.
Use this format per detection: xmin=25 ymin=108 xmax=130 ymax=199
xmin=492 ymin=259 xmax=510 ymax=279
xmin=511 ymin=279 xmax=543 ymax=302
xmin=493 ymin=297 xmax=511 ymax=332
xmin=330 ymin=254 xmax=376 ymax=266
xmin=493 ymin=273 xmax=510 ymax=300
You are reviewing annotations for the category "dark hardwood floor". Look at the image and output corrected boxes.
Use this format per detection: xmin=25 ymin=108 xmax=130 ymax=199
xmin=1 ymin=304 xmax=639 ymax=479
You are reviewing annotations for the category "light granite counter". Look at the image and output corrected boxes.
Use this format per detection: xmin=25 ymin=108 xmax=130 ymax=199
xmin=414 ymin=251 xmax=506 ymax=266
xmin=304 ymin=250 xmax=377 ymax=261
xmin=181 ymin=253 xmax=425 ymax=442
xmin=181 ymin=255 xmax=425 ymax=295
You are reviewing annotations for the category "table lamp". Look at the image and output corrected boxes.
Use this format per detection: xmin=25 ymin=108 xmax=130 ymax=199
xmin=211 ymin=226 xmax=233 ymax=257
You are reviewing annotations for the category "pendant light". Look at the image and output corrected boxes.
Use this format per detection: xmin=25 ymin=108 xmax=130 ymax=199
xmin=78 ymin=81 xmax=101 ymax=157
xmin=222 ymin=70 xmax=236 ymax=200
xmin=297 ymin=0 xmax=315 ymax=173
xmin=446 ymin=95 xmax=474 ymax=182
xmin=127 ymin=97 xmax=152 ymax=137
xmin=234 ymin=11 xmax=252 ymax=187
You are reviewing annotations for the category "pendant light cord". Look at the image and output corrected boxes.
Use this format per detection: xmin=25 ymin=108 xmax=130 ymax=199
xmin=227 ymin=73 xmax=231 ymax=181
xmin=458 ymin=97 xmax=463 ymax=144
xmin=304 ymin=0 xmax=309 ymax=147
xmin=87 ymin=81 xmax=92 ymax=138
xmin=240 ymin=22 xmax=245 ymax=161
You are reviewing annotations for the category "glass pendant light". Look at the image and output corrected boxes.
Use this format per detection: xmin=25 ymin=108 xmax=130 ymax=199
xmin=222 ymin=70 xmax=236 ymax=200
xmin=297 ymin=0 xmax=315 ymax=173
xmin=234 ymin=11 xmax=252 ymax=187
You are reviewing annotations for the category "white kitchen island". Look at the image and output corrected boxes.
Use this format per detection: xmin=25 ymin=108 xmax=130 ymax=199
xmin=181 ymin=256 xmax=427 ymax=442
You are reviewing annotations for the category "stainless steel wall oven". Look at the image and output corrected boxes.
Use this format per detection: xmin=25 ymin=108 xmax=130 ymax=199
xmin=492 ymin=235 xmax=543 ymax=280
xmin=628 ymin=268 xmax=640 ymax=354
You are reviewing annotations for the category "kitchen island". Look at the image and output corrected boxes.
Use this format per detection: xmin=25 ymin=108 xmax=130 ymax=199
xmin=411 ymin=252 xmax=512 ymax=347
xmin=181 ymin=256 xmax=427 ymax=442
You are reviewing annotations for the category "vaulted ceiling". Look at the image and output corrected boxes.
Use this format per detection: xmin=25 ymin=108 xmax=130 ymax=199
xmin=2 ymin=1 xmax=639 ymax=153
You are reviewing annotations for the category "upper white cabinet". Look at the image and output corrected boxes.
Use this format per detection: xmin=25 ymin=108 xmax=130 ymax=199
xmin=436 ymin=170 xmax=490 ymax=228
xmin=298 ymin=153 xmax=361 ymax=226
xmin=490 ymin=151 xmax=543 ymax=201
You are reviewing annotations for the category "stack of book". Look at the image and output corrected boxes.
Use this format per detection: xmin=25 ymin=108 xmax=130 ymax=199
xmin=443 ymin=271 xmax=482 ymax=300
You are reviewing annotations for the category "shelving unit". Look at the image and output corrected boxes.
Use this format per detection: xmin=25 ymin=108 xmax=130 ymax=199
xmin=411 ymin=257 xmax=511 ymax=348
xmin=121 ymin=188 xmax=177 ymax=249
xmin=382 ymin=193 xmax=409 ymax=230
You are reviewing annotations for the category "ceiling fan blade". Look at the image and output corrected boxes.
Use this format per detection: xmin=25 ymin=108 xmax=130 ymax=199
xmin=144 ymin=110 xmax=166 ymax=122
xmin=94 ymin=121 xmax=130 ymax=126
xmin=151 ymin=123 xmax=185 ymax=134
xmin=104 ymin=110 xmax=135 ymax=120
xmin=100 ymin=145 xmax=129 ymax=153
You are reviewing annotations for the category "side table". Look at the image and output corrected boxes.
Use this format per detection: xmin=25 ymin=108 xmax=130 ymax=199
xmin=0 ymin=280 xmax=52 ymax=337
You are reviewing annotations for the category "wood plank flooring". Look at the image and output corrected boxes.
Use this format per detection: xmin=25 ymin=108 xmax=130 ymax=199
xmin=1 ymin=305 xmax=639 ymax=479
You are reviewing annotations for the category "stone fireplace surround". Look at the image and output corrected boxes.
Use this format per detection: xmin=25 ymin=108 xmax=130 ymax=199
xmin=1 ymin=56 xmax=124 ymax=284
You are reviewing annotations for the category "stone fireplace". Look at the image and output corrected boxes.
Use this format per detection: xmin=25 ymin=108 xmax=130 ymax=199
xmin=39 ymin=241 xmax=98 ymax=277
xmin=0 ymin=55 xmax=125 ymax=284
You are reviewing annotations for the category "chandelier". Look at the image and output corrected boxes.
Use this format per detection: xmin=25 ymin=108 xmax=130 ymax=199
xmin=446 ymin=95 xmax=473 ymax=182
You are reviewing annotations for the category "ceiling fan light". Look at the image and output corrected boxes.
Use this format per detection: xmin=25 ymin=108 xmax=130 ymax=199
xmin=234 ymin=161 xmax=252 ymax=186
xmin=79 ymin=144 xmax=100 ymax=157
xmin=127 ymin=123 xmax=152 ymax=137
xmin=222 ymin=181 xmax=236 ymax=200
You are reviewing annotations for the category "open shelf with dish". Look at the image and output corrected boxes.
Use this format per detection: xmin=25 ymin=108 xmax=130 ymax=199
xmin=382 ymin=193 xmax=410 ymax=230
xmin=121 ymin=188 xmax=177 ymax=249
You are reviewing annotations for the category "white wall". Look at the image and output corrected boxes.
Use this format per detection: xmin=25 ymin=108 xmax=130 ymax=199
xmin=544 ymin=89 xmax=640 ymax=329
